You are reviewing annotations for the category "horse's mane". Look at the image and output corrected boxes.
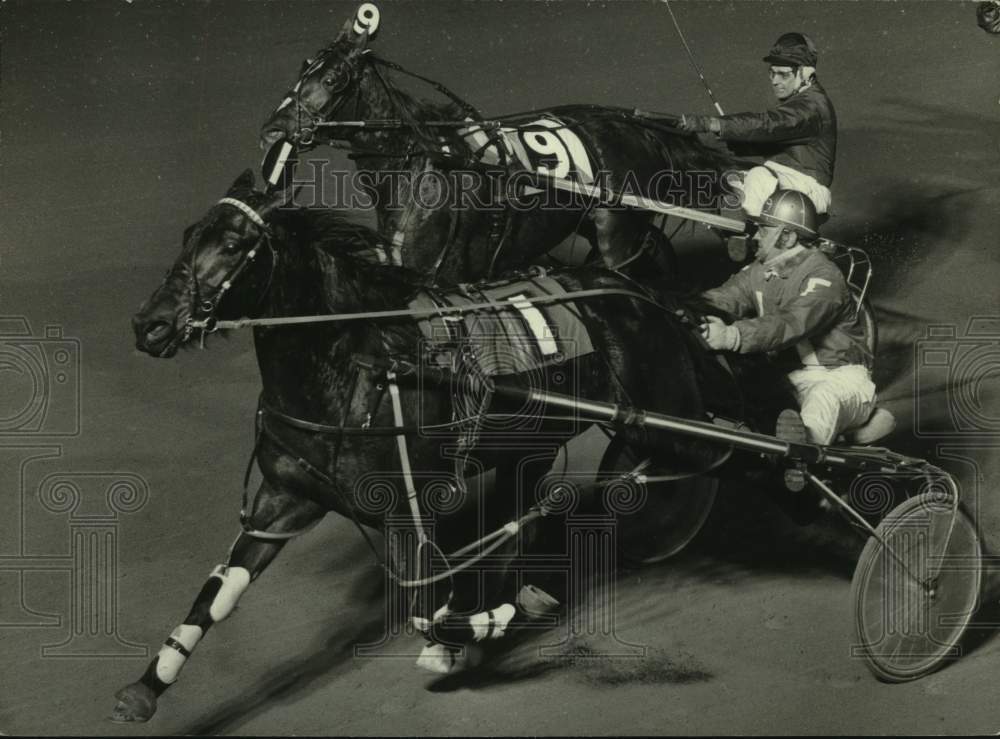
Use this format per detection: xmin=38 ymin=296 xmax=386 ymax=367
xmin=300 ymin=209 xmax=425 ymax=293
xmin=373 ymin=68 xmax=466 ymax=122
xmin=324 ymin=39 xmax=467 ymax=122
xmin=307 ymin=209 xmax=386 ymax=255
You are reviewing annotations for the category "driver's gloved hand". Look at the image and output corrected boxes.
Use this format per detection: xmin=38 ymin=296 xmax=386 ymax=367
xmin=679 ymin=115 xmax=721 ymax=134
xmin=700 ymin=316 xmax=741 ymax=351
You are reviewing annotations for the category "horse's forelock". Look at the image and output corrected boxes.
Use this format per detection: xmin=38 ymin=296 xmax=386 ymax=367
xmin=181 ymin=191 xmax=262 ymax=255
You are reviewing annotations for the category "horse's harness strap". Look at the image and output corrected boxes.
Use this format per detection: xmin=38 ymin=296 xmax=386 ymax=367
xmin=262 ymin=401 xmax=425 ymax=436
xmin=250 ymin=408 xmax=388 ymax=555
xmin=486 ymin=609 xmax=496 ymax=640
xmin=427 ymin=201 xmax=462 ymax=284
xmin=236 ymin=409 xmax=324 ymax=543
xmin=386 ymin=368 xmax=429 ymax=545
xmin=164 ymin=637 xmax=192 ymax=658
xmin=248 ymin=396 xmax=538 ymax=588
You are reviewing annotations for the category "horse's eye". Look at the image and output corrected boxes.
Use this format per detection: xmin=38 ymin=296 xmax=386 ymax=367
xmin=322 ymin=77 xmax=336 ymax=88
xmin=223 ymin=241 xmax=239 ymax=253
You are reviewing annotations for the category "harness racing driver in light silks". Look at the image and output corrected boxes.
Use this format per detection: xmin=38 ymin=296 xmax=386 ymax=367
xmin=697 ymin=190 xmax=882 ymax=450
xmin=679 ymin=33 xmax=836 ymax=221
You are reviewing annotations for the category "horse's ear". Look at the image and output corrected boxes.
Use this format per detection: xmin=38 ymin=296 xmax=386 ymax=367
xmin=347 ymin=34 xmax=369 ymax=60
xmin=256 ymin=184 xmax=301 ymax=220
xmin=228 ymin=169 xmax=255 ymax=195
xmin=335 ymin=17 xmax=353 ymax=42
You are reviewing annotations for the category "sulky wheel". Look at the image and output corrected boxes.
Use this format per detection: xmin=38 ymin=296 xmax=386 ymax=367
xmin=598 ymin=436 xmax=717 ymax=566
xmin=850 ymin=492 xmax=982 ymax=682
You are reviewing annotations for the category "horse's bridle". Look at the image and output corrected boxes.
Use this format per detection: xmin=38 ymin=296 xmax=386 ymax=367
xmin=283 ymin=48 xmax=364 ymax=148
xmin=279 ymin=46 xmax=480 ymax=156
xmin=180 ymin=197 xmax=277 ymax=341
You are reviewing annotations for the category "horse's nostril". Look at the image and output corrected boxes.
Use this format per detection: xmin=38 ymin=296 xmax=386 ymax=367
xmin=260 ymin=129 xmax=283 ymax=150
xmin=144 ymin=321 xmax=173 ymax=344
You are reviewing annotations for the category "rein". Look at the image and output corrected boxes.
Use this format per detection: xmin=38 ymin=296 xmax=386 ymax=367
xmin=369 ymin=55 xmax=481 ymax=121
xmin=191 ymin=285 xmax=673 ymax=334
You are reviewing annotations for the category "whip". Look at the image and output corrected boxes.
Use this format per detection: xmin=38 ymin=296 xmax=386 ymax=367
xmin=661 ymin=0 xmax=725 ymax=116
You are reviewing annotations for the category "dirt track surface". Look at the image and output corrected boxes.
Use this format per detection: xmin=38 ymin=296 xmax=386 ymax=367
xmin=1 ymin=1 xmax=999 ymax=735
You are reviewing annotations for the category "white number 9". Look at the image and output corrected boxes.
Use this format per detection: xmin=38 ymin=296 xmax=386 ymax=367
xmin=353 ymin=3 xmax=381 ymax=36
xmin=522 ymin=130 xmax=570 ymax=179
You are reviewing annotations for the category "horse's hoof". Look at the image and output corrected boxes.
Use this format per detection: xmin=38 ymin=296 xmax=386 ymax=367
xmin=110 ymin=682 xmax=157 ymax=723
xmin=415 ymin=642 xmax=482 ymax=674
xmin=516 ymin=584 xmax=560 ymax=620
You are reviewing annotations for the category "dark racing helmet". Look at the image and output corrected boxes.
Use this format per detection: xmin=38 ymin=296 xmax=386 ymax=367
xmin=753 ymin=189 xmax=819 ymax=239
xmin=763 ymin=32 xmax=818 ymax=67
xmin=978 ymin=1 xmax=1000 ymax=34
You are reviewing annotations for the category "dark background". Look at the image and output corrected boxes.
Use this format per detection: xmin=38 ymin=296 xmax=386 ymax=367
xmin=1 ymin=1 xmax=999 ymax=734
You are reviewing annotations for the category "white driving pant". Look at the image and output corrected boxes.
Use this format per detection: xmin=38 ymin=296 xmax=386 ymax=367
xmin=787 ymin=365 xmax=876 ymax=445
xmin=736 ymin=160 xmax=832 ymax=218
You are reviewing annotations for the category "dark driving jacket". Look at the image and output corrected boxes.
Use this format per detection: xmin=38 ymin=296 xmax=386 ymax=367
xmin=718 ymin=81 xmax=837 ymax=187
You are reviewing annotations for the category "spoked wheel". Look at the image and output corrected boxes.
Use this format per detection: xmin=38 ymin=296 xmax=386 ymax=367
xmin=598 ymin=436 xmax=718 ymax=566
xmin=850 ymin=492 xmax=982 ymax=682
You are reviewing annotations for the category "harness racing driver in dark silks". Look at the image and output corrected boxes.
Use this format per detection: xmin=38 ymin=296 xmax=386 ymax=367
xmin=697 ymin=190 xmax=891 ymax=449
xmin=679 ymin=33 xmax=836 ymax=221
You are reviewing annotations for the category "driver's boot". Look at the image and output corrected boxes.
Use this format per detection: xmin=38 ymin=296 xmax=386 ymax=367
xmin=770 ymin=409 xmax=827 ymax=525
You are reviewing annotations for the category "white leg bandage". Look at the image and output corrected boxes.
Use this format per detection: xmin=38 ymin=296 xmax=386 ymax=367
xmin=154 ymin=624 xmax=204 ymax=685
xmin=469 ymin=603 xmax=516 ymax=641
xmin=207 ymin=565 xmax=251 ymax=622
xmin=411 ymin=602 xmax=451 ymax=635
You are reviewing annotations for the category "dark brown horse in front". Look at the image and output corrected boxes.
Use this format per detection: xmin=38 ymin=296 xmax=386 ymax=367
xmin=258 ymin=14 xmax=740 ymax=284
xmin=117 ymin=169 xmax=738 ymax=722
